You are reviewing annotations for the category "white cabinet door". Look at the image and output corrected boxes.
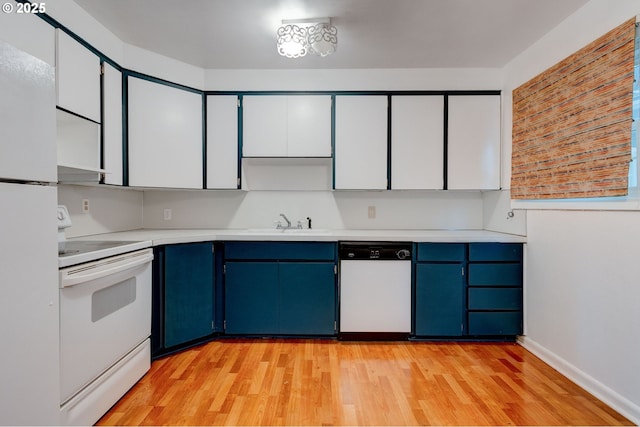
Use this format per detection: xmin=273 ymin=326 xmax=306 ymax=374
xmin=391 ymin=96 xmax=444 ymax=189
xmin=242 ymin=96 xmax=287 ymax=157
xmin=242 ymin=95 xmax=331 ymax=157
xmin=287 ymin=95 xmax=332 ymax=157
xmin=447 ymin=95 xmax=501 ymax=190
xmin=55 ymin=30 xmax=100 ymax=123
xmin=334 ymin=95 xmax=388 ymax=190
xmin=102 ymin=63 xmax=122 ymax=185
xmin=128 ymin=77 xmax=203 ymax=189
xmin=207 ymin=95 xmax=238 ymax=189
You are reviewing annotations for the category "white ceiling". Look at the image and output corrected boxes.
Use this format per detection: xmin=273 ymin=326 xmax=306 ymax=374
xmin=72 ymin=0 xmax=589 ymax=70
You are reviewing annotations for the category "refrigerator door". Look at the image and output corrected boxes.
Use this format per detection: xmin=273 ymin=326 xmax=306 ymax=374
xmin=0 ymin=40 xmax=56 ymax=183
xmin=0 ymin=183 xmax=59 ymax=425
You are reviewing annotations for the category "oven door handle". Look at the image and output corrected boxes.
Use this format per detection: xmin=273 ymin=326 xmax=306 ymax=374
xmin=60 ymin=251 xmax=153 ymax=288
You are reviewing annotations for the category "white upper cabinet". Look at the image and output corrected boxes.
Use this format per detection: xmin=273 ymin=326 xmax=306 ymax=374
xmin=286 ymin=96 xmax=332 ymax=157
xmin=334 ymin=95 xmax=388 ymax=190
xmin=242 ymin=95 xmax=331 ymax=157
xmin=128 ymin=76 xmax=203 ymax=189
xmin=447 ymin=95 xmax=501 ymax=190
xmin=391 ymin=96 xmax=444 ymax=190
xmin=102 ymin=63 xmax=122 ymax=185
xmin=55 ymin=30 xmax=100 ymax=123
xmin=207 ymin=95 xmax=239 ymax=189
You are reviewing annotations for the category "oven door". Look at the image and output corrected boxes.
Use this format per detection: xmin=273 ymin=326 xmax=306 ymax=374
xmin=59 ymin=248 xmax=153 ymax=404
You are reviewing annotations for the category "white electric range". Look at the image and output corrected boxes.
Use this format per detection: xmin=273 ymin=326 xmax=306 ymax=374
xmin=56 ymin=207 xmax=154 ymax=425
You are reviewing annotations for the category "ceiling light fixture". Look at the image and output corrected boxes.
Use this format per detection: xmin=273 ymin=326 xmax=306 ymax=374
xmin=276 ymin=18 xmax=337 ymax=59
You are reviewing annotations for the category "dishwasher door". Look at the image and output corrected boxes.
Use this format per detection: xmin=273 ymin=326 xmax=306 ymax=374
xmin=339 ymin=259 xmax=412 ymax=333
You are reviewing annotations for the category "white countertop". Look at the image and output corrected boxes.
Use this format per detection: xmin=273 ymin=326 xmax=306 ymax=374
xmin=69 ymin=228 xmax=526 ymax=246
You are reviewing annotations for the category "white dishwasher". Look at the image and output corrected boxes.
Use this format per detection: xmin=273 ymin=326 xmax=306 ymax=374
xmin=339 ymin=242 xmax=412 ymax=340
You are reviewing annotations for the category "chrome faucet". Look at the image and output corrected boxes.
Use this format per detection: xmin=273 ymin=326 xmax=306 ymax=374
xmin=279 ymin=213 xmax=291 ymax=229
xmin=277 ymin=213 xmax=304 ymax=230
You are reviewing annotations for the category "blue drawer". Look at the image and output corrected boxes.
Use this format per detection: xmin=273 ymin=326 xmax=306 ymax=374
xmin=468 ymin=312 xmax=522 ymax=336
xmin=416 ymin=243 xmax=465 ymax=262
xmin=469 ymin=243 xmax=523 ymax=262
xmin=468 ymin=288 xmax=522 ymax=310
xmin=224 ymin=242 xmax=336 ymax=260
xmin=468 ymin=264 xmax=522 ymax=286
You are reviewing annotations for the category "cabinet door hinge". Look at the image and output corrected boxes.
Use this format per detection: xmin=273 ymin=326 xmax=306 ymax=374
xmin=461 ymin=266 xmax=465 ymax=276
xmin=334 ymin=264 xmax=338 ymax=275
xmin=334 ymin=321 xmax=337 ymax=332
xmin=223 ymin=320 xmax=227 ymax=330
xmin=212 ymin=320 xmax=215 ymax=330
xmin=237 ymin=177 xmax=241 ymax=187
xmin=212 ymin=244 xmax=215 ymax=254
xmin=100 ymin=63 xmax=104 ymax=75
xmin=223 ymin=264 xmax=226 ymax=274
xmin=237 ymin=97 xmax=241 ymax=107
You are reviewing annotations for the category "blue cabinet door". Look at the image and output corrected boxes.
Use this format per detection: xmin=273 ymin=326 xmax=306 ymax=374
xmin=415 ymin=263 xmax=464 ymax=336
xmin=225 ymin=262 xmax=279 ymax=334
xmin=164 ymin=242 xmax=214 ymax=348
xmin=279 ymin=262 xmax=336 ymax=335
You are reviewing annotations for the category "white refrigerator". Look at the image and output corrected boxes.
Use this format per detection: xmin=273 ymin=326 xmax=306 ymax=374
xmin=0 ymin=40 xmax=60 ymax=424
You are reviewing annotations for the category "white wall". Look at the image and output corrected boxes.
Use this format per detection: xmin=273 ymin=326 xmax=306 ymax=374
xmin=205 ymin=67 xmax=502 ymax=91
xmin=142 ymin=189 xmax=483 ymax=230
xmin=58 ymin=184 xmax=143 ymax=238
xmin=502 ymin=0 xmax=640 ymax=423
xmin=482 ymin=190 xmax=526 ymax=236
xmin=523 ymin=211 xmax=640 ymax=422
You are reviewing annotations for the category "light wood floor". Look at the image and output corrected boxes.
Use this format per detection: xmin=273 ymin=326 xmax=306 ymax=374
xmin=98 ymin=339 xmax=632 ymax=426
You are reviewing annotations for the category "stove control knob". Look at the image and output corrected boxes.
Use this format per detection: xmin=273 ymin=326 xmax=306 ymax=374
xmin=396 ymin=249 xmax=410 ymax=260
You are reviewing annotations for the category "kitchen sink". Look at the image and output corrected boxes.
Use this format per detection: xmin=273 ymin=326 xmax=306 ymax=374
xmin=241 ymin=228 xmax=330 ymax=235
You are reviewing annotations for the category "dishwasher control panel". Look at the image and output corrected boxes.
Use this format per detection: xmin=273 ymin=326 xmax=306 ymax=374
xmin=339 ymin=242 xmax=412 ymax=260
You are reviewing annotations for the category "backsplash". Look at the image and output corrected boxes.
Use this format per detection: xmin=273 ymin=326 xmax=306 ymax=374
xmin=58 ymin=185 xmax=526 ymax=237
xmin=57 ymin=184 xmax=143 ymax=238
xmin=142 ymin=189 xmax=484 ymax=230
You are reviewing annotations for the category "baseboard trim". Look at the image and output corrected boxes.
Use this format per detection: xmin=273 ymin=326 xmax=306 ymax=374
xmin=518 ymin=336 xmax=639 ymax=425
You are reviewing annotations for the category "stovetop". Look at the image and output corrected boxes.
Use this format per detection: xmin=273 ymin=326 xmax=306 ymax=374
xmin=58 ymin=240 xmax=152 ymax=268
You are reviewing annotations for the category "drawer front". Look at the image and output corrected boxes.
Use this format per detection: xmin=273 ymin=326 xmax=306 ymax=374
xmin=468 ymin=288 xmax=522 ymax=310
xmin=469 ymin=243 xmax=523 ymax=262
xmin=468 ymin=264 xmax=522 ymax=286
xmin=224 ymin=242 xmax=336 ymax=260
xmin=468 ymin=312 xmax=522 ymax=336
xmin=416 ymin=243 xmax=465 ymax=262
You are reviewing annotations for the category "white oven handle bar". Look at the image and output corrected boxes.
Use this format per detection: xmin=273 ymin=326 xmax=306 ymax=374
xmin=59 ymin=249 xmax=154 ymax=288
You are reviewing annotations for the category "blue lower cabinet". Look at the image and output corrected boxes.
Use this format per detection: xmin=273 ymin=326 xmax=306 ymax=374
xmin=467 ymin=242 xmax=523 ymax=337
xmin=224 ymin=257 xmax=337 ymax=336
xmin=468 ymin=264 xmax=523 ymax=286
xmin=279 ymin=262 xmax=336 ymax=335
xmin=468 ymin=288 xmax=522 ymax=311
xmin=415 ymin=263 xmax=464 ymax=336
xmin=468 ymin=312 xmax=522 ymax=336
xmin=164 ymin=242 xmax=215 ymax=348
xmin=224 ymin=262 xmax=279 ymax=335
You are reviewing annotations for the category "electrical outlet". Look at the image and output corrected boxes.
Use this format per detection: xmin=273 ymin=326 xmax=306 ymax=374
xmin=367 ymin=205 xmax=376 ymax=219
xmin=82 ymin=199 xmax=90 ymax=213
xmin=163 ymin=208 xmax=172 ymax=221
